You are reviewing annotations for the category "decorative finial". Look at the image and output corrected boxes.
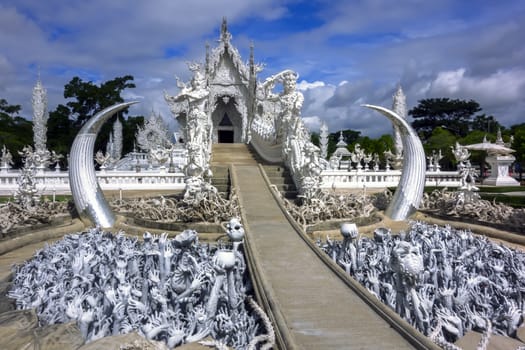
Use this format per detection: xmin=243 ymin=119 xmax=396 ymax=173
xmin=221 ymin=17 xmax=228 ymax=35
xmin=205 ymin=41 xmax=210 ymax=75
xmin=220 ymin=17 xmax=232 ymax=43
xmin=496 ymin=128 xmax=504 ymax=145
xmin=249 ymin=42 xmax=254 ymax=70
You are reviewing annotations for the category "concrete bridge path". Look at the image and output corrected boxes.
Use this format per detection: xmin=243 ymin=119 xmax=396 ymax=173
xmin=233 ymin=164 xmax=415 ymax=349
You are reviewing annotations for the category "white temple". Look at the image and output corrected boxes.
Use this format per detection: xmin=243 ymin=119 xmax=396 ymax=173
xmin=0 ymin=19 xmax=468 ymax=196
xmin=165 ymin=18 xmax=255 ymax=145
xmin=164 ymin=18 xmax=325 ymax=197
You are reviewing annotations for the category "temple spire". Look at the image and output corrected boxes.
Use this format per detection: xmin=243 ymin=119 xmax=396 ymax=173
xmin=113 ymin=117 xmax=123 ymax=160
xmin=249 ymin=41 xmax=254 ymax=73
xmin=392 ymin=84 xmax=407 ymax=158
xmin=205 ymin=41 xmax=210 ymax=77
xmin=320 ymin=122 xmax=329 ymax=159
xmin=32 ymin=77 xmax=49 ymax=154
xmin=220 ymin=17 xmax=232 ymax=44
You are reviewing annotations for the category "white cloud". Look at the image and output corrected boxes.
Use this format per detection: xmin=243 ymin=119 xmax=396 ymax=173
xmin=431 ymin=68 xmax=466 ymax=94
xmin=302 ymin=116 xmax=322 ymax=132
xmin=1 ymin=0 xmax=525 ymax=139
xmin=296 ymin=80 xmax=325 ymax=91
xmin=430 ymin=68 xmax=525 ymax=104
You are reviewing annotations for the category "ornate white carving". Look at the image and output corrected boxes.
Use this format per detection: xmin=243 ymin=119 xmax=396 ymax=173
xmin=319 ymin=122 xmax=329 ymax=159
xmin=32 ymin=78 xmax=49 ymax=156
xmin=208 ymin=18 xmax=250 ymax=84
xmin=165 ymin=64 xmax=214 ymax=198
xmin=8 ymin=222 xmax=274 ymax=348
xmin=14 ymin=146 xmax=40 ymax=207
xmin=452 ymin=142 xmax=470 ymax=169
xmin=0 ymin=145 xmax=13 ymax=170
xmin=113 ymin=117 xmax=123 ymax=160
xmin=391 ymin=85 xmax=407 ymax=165
xmin=94 ymin=150 xmax=112 ymax=170
xmin=135 ymin=112 xmax=171 ymax=152
xmin=258 ymin=70 xmax=322 ymax=199
xmin=31 ymin=78 xmax=60 ymax=169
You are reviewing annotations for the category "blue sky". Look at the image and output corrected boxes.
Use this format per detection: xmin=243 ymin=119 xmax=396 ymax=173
xmin=1 ymin=0 xmax=524 ymax=137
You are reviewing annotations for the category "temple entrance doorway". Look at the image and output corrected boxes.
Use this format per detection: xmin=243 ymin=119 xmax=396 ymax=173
xmin=211 ymin=97 xmax=243 ymax=143
xmin=217 ymin=113 xmax=234 ymax=143
xmin=218 ymin=130 xmax=234 ymax=143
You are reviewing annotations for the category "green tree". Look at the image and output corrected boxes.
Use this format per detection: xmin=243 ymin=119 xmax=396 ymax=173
xmin=64 ymin=75 xmax=136 ymax=128
xmin=409 ymin=98 xmax=481 ymax=141
xmin=48 ymin=75 xmax=138 ymax=160
xmin=471 ymin=114 xmax=502 ymax=133
xmin=0 ymin=99 xmax=33 ymax=167
xmin=310 ymin=132 xmax=320 ymax=147
xmin=424 ymin=127 xmax=457 ymax=170
xmin=122 ymin=115 xmax=145 ymax=154
xmin=349 ymin=134 xmax=394 ymax=167
xmin=47 ymin=104 xmax=75 ymax=157
xmin=510 ymin=123 xmax=525 ymax=181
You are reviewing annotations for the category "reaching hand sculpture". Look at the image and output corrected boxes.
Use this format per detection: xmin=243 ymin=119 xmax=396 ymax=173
xmin=9 ymin=219 xmax=274 ymax=349
xmin=420 ymin=188 xmax=525 ymax=228
xmin=319 ymin=221 xmax=525 ymax=348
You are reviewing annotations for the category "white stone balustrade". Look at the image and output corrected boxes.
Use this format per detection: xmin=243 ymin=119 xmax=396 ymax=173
xmin=0 ymin=170 xmax=186 ymax=195
xmin=321 ymin=170 xmax=461 ymax=189
xmin=0 ymin=168 xmax=461 ymax=195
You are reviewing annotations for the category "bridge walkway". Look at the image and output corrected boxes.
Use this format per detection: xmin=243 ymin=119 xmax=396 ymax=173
xmin=232 ymin=161 xmax=416 ymax=349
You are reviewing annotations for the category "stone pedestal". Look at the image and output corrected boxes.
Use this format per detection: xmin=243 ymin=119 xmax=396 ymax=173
xmin=484 ymin=154 xmax=519 ymax=186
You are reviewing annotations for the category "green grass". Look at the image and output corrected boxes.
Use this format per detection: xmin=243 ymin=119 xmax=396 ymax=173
xmin=0 ymin=195 xmax=72 ymax=203
xmin=477 ymin=186 xmax=524 ymax=193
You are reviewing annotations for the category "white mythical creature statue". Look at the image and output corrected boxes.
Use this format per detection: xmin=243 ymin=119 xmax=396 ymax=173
xmin=150 ymin=147 xmax=171 ymax=168
xmin=384 ymin=148 xmax=403 ymax=170
xmin=261 ymin=70 xmax=322 ymax=199
xmin=1 ymin=145 xmax=13 ymax=169
xmin=451 ymin=142 xmax=471 ymax=170
xmin=94 ymin=150 xmax=112 ymax=169
xmin=431 ymin=149 xmax=444 ymax=172
xmin=351 ymin=143 xmax=365 ymax=170
xmin=165 ymin=63 xmax=214 ymax=199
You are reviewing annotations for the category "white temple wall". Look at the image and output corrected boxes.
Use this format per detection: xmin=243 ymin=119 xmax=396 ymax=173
xmin=0 ymin=168 xmax=461 ymax=195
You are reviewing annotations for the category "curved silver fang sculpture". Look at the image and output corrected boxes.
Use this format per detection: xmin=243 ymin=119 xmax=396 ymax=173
xmin=69 ymin=101 xmax=138 ymax=228
xmin=363 ymin=104 xmax=426 ymax=220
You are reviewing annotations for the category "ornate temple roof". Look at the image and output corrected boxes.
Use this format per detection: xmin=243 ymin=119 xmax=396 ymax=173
xmin=206 ymin=18 xmax=250 ymax=85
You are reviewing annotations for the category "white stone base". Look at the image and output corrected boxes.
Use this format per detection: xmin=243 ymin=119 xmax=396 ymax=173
xmin=484 ymin=154 xmax=519 ymax=186
xmin=484 ymin=176 xmax=519 ymax=186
